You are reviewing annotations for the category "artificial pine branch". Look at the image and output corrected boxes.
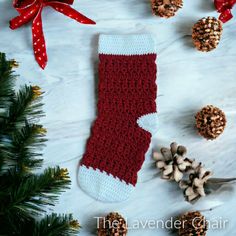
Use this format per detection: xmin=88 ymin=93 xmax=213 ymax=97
xmin=1 ymin=123 xmax=47 ymax=173
xmin=0 ymin=53 xmax=80 ymax=236
xmin=34 ymin=213 xmax=81 ymax=236
xmin=8 ymin=85 xmax=44 ymax=130
xmin=0 ymin=53 xmax=18 ymax=169
xmin=1 ymin=167 xmax=70 ymax=220
xmin=0 ymin=85 xmax=45 ymax=172
xmin=0 ymin=213 xmax=81 ymax=236
xmin=7 ymin=123 xmax=47 ymax=172
xmin=0 ymin=53 xmax=17 ymax=110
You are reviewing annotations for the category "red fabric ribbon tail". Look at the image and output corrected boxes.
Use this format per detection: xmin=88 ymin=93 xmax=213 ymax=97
xmin=10 ymin=4 xmax=39 ymax=29
xmin=32 ymin=7 xmax=48 ymax=69
xmin=47 ymin=2 xmax=96 ymax=25
xmin=10 ymin=16 xmax=25 ymax=30
xmin=219 ymin=9 xmax=234 ymax=23
xmin=214 ymin=0 xmax=223 ymax=12
xmin=214 ymin=0 xmax=236 ymax=23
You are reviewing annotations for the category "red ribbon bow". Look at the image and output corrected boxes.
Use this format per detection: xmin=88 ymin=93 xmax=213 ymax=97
xmin=10 ymin=0 xmax=95 ymax=69
xmin=215 ymin=0 xmax=236 ymax=23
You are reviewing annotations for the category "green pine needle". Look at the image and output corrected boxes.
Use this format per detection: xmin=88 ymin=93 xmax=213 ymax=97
xmin=5 ymin=123 xmax=47 ymax=172
xmin=1 ymin=167 xmax=71 ymax=218
xmin=8 ymin=85 xmax=44 ymax=129
xmin=0 ymin=213 xmax=80 ymax=236
xmin=1 ymin=122 xmax=47 ymax=173
xmin=34 ymin=213 xmax=81 ymax=236
xmin=0 ymin=52 xmax=16 ymax=109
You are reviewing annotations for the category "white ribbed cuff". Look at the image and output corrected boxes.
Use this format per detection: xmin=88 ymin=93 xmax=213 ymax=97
xmin=99 ymin=34 xmax=156 ymax=55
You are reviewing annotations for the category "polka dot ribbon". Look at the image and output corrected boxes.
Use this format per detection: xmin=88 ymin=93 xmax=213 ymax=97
xmin=215 ymin=0 xmax=236 ymax=23
xmin=10 ymin=0 xmax=96 ymax=69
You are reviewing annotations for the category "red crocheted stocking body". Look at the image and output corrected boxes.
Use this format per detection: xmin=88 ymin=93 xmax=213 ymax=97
xmin=78 ymin=35 xmax=158 ymax=202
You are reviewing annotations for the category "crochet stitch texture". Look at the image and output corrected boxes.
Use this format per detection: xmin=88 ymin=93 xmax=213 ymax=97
xmin=78 ymin=34 xmax=158 ymax=202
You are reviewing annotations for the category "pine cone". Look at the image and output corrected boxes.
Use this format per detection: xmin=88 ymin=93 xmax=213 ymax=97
xmin=97 ymin=212 xmax=127 ymax=236
xmin=153 ymin=142 xmax=192 ymax=182
xmin=195 ymin=105 xmax=226 ymax=140
xmin=179 ymin=164 xmax=213 ymax=203
xmin=151 ymin=0 xmax=183 ymax=18
xmin=179 ymin=211 xmax=207 ymax=236
xmin=192 ymin=17 xmax=223 ymax=52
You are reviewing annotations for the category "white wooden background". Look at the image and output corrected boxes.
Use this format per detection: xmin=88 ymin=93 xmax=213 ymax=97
xmin=0 ymin=0 xmax=236 ymax=235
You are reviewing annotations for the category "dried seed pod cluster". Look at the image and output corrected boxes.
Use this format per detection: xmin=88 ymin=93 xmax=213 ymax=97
xmin=179 ymin=164 xmax=213 ymax=202
xmin=195 ymin=105 xmax=226 ymax=140
xmin=151 ymin=0 xmax=183 ymax=18
xmin=97 ymin=212 xmax=127 ymax=236
xmin=153 ymin=142 xmax=192 ymax=182
xmin=153 ymin=142 xmax=213 ymax=203
xmin=192 ymin=17 xmax=223 ymax=52
xmin=179 ymin=211 xmax=208 ymax=236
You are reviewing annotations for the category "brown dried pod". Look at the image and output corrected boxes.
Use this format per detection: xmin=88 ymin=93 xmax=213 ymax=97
xmin=179 ymin=211 xmax=208 ymax=236
xmin=97 ymin=212 xmax=127 ymax=236
xmin=192 ymin=17 xmax=223 ymax=52
xmin=195 ymin=105 xmax=226 ymax=140
xmin=151 ymin=0 xmax=183 ymax=18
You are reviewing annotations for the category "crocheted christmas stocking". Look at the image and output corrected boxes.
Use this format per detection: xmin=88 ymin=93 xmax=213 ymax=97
xmin=78 ymin=34 xmax=158 ymax=202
